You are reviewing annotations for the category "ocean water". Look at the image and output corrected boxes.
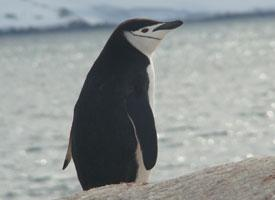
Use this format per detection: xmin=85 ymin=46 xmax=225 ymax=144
xmin=1 ymin=17 xmax=275 ymax=200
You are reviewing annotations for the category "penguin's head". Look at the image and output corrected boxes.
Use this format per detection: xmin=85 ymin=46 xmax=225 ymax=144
xmin=117 ymin=19 xmax=183 ymax=56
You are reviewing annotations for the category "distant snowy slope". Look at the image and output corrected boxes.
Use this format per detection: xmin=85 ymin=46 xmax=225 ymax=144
xmin=87 ymin=5 xmax=188 ymax=24
xmin=0 ymin=0 xmax=188 ymax=31
xmin=1 ymin=0 xmax=274 ymax=33
xmin=0 ymin=0 xmax=78 ymax=30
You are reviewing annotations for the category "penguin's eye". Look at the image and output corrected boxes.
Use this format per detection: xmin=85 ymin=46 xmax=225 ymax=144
xmin=141 ymin=28 xmax=149 ymax=33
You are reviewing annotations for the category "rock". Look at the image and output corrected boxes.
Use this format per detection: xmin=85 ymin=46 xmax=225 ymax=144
xmin=59 ymin=156 xmax=275 ymax=200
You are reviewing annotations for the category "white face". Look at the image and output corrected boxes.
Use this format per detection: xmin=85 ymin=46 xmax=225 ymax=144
xmin=124 ymin=23 xmax=171 ymax=57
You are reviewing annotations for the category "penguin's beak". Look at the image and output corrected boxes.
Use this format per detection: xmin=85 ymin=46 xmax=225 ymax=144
xmin=153 ymin=20 xmax=183 ymax=32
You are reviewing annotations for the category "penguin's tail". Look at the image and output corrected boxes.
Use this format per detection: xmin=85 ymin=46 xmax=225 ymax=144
xmin=62 ymin=132 xmax=72 ymax=170
xmin=62 ymin=156 xmax=71 ymax=170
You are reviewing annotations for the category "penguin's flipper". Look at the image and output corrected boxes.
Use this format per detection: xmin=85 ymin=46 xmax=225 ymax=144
xmin=62 ymin=131 xmax=72 ymax=170
xmin=127 ymin=93 xmax=157 ymax=170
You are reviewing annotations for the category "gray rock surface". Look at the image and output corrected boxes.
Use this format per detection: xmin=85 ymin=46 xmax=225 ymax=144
xmin=59 ymin=157 xmax=275 ymax=200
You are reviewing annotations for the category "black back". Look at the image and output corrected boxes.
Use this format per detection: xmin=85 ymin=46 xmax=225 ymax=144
xmin=71 ymin=19 xmax=158 ymax=190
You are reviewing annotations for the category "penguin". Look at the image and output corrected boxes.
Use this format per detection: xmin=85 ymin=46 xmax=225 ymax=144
xmin=62 ymin=18 xmax=183 ymax=190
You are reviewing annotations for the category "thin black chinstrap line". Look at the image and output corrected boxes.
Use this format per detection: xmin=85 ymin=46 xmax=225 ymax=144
xmin=130 ymin=32 xmax=161 ymax=40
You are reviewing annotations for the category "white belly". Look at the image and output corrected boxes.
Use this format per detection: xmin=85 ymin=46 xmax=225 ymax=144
xmin=135 ymin=142 xmax=150 ymax=183
xmin=127 ymin=113 xmax=150 ymax=183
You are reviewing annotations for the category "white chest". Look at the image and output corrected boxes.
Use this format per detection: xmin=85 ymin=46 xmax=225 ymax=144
xmin=147 ymin=57 xmax=155 ymax=110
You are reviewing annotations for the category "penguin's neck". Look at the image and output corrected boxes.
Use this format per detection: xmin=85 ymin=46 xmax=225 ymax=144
xmin=102 ymin=35 xmax=150 ymax=70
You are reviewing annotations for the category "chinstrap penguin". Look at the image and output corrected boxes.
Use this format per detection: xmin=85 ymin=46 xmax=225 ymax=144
xmin=62 ymin=18 xmax=183 ymax=190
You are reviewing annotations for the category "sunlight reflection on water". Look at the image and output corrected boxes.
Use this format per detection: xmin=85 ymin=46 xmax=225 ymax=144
xmin=0 ymin=17 xmax=275 ymax=199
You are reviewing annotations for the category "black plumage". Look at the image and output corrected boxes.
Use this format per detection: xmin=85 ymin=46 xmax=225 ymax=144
xmin=63 ymin=19 xmax=159 ymax=190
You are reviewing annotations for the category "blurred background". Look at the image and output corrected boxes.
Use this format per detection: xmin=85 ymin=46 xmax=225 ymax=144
xmin=1 ymin=0 xmax=275 ymax=199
